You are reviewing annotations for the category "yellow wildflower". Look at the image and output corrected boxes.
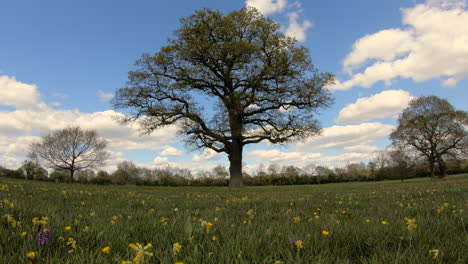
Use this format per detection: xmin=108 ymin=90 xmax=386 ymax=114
xmin=172 ymin=242 xmax=182 ymax=256
xmin=26 ymin=251 xmax=36 ymax=259
xmin=381 ymin=221 xmax=388 ymax=225
xmin=64 ymin=226 xmax=72 ymax=231
xmin=429 ymin=249 xmax=439 ymax=259
xmin=322 ymin=230 xmax=330 ymax=236
xmin=102 ymin=246 xmax=110 ymax=254
xmin=212 ymin=236 xmax=217 ymax=241
xmin=365 ymin=219 xmax=371 ymax=223
xmin=21 ymin=231 xmax=27 ymax=237
xmin=294 ymin=240 xmax=304 ymax=249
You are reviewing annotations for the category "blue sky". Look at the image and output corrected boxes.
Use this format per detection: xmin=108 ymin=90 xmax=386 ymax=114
xmin=1 ymin=0 xmax=467 ymax=173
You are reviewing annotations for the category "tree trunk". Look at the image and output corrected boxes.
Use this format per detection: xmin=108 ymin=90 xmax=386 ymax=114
xmin=436 ymin=157 xmax=448 ymax=178
xmin=70 ymin=169 xmax=75 ymax=183
xmin=429 ymin=160 xmax=435 ymax=178
xmin=228 ymin=138 xmax=243 ymax=188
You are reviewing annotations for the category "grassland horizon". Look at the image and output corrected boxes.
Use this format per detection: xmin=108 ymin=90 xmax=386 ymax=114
xmin=1 ymin=174 xmax=467 ymax=263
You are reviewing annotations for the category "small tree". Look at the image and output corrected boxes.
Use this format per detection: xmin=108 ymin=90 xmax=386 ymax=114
xmin=29 ymin=126 xmax=110 ymax=182
xmin=20 ymin=160 xmax=47 ymax=180
xmin=113 ymin=8 xmax=334 ymax=187
xmin=390 ymin=96 xmax=467 ymax=178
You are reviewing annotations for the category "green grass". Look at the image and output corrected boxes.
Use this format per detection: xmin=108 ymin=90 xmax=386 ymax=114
xmin=1 ymin=175 xmax=467 ymax=264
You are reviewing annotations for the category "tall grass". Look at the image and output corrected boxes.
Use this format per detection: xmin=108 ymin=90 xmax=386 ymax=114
xmin=1 ymin=175 xmax=467 ymax=263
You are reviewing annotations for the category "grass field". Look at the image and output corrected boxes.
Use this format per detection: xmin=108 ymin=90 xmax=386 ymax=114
xmin=1 ymin=175 xmax=467 ymax=264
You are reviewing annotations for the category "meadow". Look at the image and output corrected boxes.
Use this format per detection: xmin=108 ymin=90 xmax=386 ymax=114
xmin=1 ymin=175 xmax=467 ymax=264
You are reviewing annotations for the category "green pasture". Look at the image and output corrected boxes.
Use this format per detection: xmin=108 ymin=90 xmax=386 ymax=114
xmin=1 ymin=175 xmax=467 ymax=263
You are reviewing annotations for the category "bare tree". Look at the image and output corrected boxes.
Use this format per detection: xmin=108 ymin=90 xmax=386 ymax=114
xmin=29 ymin=126 xmax=110 ymax=182
xmin=113 ymin=8 xmax=333 ymax=187
xmin=390 ymin=96 xmax=467 ymax=178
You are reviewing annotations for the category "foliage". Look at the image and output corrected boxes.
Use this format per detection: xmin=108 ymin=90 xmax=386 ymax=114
xmin=390 ymin=96 xmax=468 ymax=178
xmin=29 ymin=126 xmax=110 ymax=182
xmin=113 ymin=8 xmax=334 ymax=187
xmin=1 ymin=175 xmax=467 ymax=263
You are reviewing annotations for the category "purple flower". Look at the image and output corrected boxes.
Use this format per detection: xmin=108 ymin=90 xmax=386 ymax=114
xmin=289 ymin=235 xmax=298 ymax=245
xmin=38 ymin=229 xmax=52 ymax=246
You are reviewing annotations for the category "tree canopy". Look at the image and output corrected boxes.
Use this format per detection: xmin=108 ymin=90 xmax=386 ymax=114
xmin=29 ymin=126 xmax=110 ymax=182
xmin=390 ymin=96 xmax=467 ymax=178
xmin=113 ymin=8 xmax=334 ymax=187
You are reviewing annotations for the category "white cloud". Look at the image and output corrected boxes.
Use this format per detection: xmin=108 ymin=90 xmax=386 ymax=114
xmin=331 ymin=0 xmax=468 ymax=91
xmin=284 ymin=11 xmax=313 ymax=42
xmin=192 ymin=148 xmax=219 ymax=162
xmin=153 ymin=156 xmax=169 ymax=165
xmin=51 ymin=92 xmax=68 ymax=99
xmin=295 ymin=122 xmax=395 ymax=150
xmin=0 ymin=75 xmax=43 ymax=110
xmin=343 ymin=145 xmax=379 ymax=153
xmin=246 ymin=149 xmax=374 ymax=167
xmin=98 ymin=90 xmax=114 ymax=101
xmin=51 ymin=102 xmax=61 ymax=107
xmin=160 ymin=146 xmax=183 ymax=157
xmin=336 ymin=90 xmax=415 ymax=123
xmin=0 ymin=155 xmax=22 ymax=170
xmin=246 ymin=0 xmax=288 ymax=15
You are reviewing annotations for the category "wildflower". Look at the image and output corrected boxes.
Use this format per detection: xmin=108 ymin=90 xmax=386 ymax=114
xmin=381 ymin=221 xmax=388 ymax=225
xmin=66 ymin=237 xmax=76 ymax=252
xmin=26 ymin=251 xmax=36 ymax=259
xmin=82 ymin=226 xmax=90 ymax=232
xmin=294 ymin=240 xmax=304 ymax=249
xmin=212 ymin=236 xmax=217 ymax=241
xmin=38 ymin=229 xmax=52 ymax=246
xmin=21 ymin=231 xmax=27 ymax=237
xmin=292 ymin=216 xmax=301 ymax=223
xmin=172 ymin=242 xmax=182 ymax=256
xmin=64 ymin=226 xmax=72 ymax=231
xmin=322 ymin=230 xmax=330 ymax=236
xmin=175 ymin=262 xmax=185 ymax=264
xmin=365 ymin=219 xmax=371 ymax=223
xmin=429 ymin=249 xmax=439 ymax=260
xmin=201 ymin=220 xmax=213 ymax=233
xmin=404 ymin=217 xmax=417 ymax=231
xmin=129 ymin=242 xmax=153 ymax=263
xmin=102 ymin=246 xmax=110 ymax=254
xmin=289 ymin=235 xmax=298 ymax=245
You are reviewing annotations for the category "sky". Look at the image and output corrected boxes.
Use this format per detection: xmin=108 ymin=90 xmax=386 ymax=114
xmin=1 ymin=0 xmax=467 ymax=174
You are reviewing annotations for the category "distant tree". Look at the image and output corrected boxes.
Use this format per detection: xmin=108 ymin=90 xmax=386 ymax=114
xmin=212 ymin=165 xmax=229 ymax=179
xmin=20 ymin=160 xmax=47 ymax=180
xmin=387 ymin=148 xmax=416 ymax=181
xmin=390 ymin=96 xmax=467 ymax=178
xmin=112 ymin=8 xmax=334 ymax=187
xmin=29 ymin=126 xmax=110 ymax=183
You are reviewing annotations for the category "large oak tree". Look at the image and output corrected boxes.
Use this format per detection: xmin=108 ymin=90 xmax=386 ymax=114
xmin=113 ymin=8 xmax=334 ymax=187
xmin=390 ymin=96 xmax=467 ymax=178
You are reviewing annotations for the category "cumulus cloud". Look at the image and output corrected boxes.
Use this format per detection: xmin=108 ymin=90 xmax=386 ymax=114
xmin=284 ymin=11 xmax=313 ymax=42
xmin=153 ymin=156 xmax=169 ymax=165
xmin=295 ymin=122 xmax=394 ymax=150
xmin=192 ymin=148 xmax=220 ymax=162
xmin=246 ymin=149 xmax=374 ymax=167
xmin=343 ymin=145 xmax=379 ymax=153
xmin=98 ymin=90 xmax=114 ymax=101
xmin=0 ymin=155 xmax=22 ymax=169
xmin=0 ymin=75 xmax=43 ymax=110
xmin=160 ymin=146 xmax=184 ymax=157
xmin=246 ymin=0 xmax=288 ymax=15
xmin=337 ymin=90 xmax=415 ymax=123
xmin=331 ymin=0 xmax=468 ymax=91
